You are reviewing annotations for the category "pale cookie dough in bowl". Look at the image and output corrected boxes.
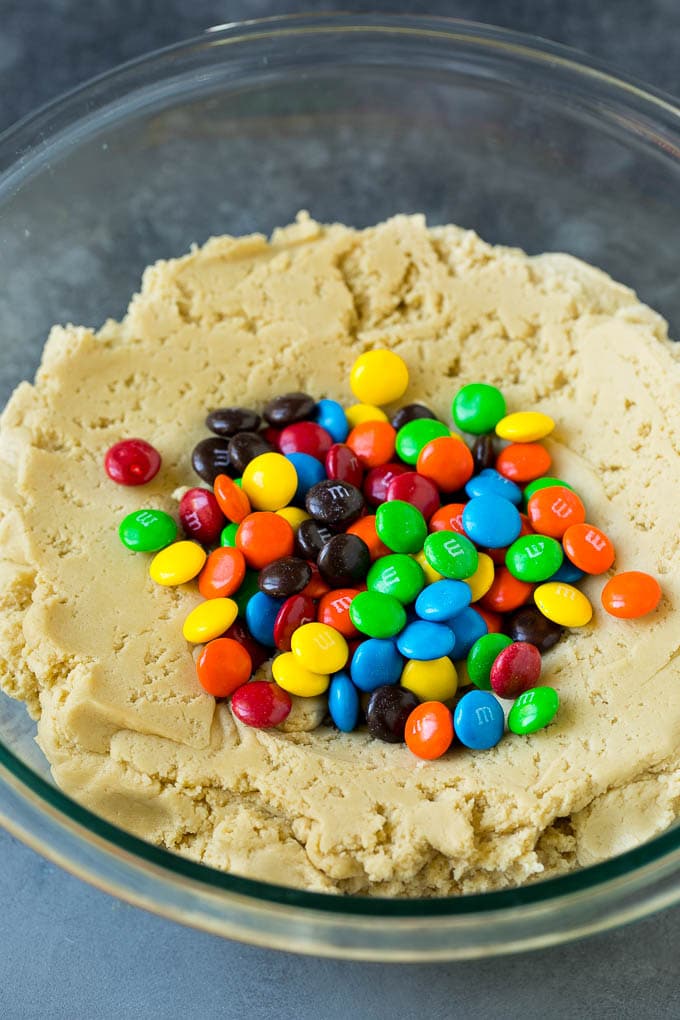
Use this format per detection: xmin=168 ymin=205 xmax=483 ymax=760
xmin=0 ymin=16 xmax=679 ymax=959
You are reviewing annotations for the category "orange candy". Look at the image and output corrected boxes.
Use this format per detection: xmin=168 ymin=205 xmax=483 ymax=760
xmin=601 ymin=571 xmax=662 ymax=619
xmin=405 ymin=701 xmax=454 ymax=760
xmin=496 ymin=442 xmax=551 ymax=483
xmin=429 ymin=502 xmax=467 ymax=535
xmin=346 ymin=420 xmax=396 ymax=468
xmin=417 ymin=437 xmax=474 ymax=492
xmin=213 ymin=473 xmax=251 ymax=523
xmin=480 ymin=566 xmax=534 ymax=613
xmin=474 ymin=606 xmax=503 ymax=634
xmin=563 ymin=523 xmax=615 ymax=574
xmin=198 ymin=546 xmax=246 ymax=599
xmin=526 ymin=485 xmax=586 ymax=539
xmin=235 ymin=511 xmax=294 ymax=570
xmin=318 ymin=588 xmax=361 ymax=637
xmin=300 ymin=562 xmax=332 ymax=599
xmin=196 ymin=637 xmax=252 ymax=698
xmin=346 ymin=515 xmax=391 ymax=560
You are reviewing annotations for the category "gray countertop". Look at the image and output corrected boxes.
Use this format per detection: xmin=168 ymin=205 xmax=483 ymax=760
xmin=1 ymin=3 xmax=679 ymax=1017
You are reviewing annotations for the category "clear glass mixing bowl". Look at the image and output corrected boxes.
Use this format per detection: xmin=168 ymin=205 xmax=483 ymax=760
xmin=0 ymin=15 xmax=678 ymax=961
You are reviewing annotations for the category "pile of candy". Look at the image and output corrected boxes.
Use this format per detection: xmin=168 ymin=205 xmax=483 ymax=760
xmin=106 ymin=350 xmax=662 ymax=760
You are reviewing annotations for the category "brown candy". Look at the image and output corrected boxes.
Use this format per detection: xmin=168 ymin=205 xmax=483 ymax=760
xmin=390 ymin=403 xmax=438 ymax=431
xmin=191 ymin=437 xmax=233 ymax=483
xmin=305 ymin=480 xmax=365 ymax=531
xmin=365 ymin=685 xmax=420 ymax=743
xmin=317 ymin=534 xmax=371 ymax=588
xmin=228 ymin=431 xmax=273 ymax=474
xmin=263 ymin=392 xmax=317 ymax=427
xmin=504 ymin=606 xmax=563 ymax=652
xmin=294 ymin=519 xmax=333 ymax=561
xmin=206 ymin=407 xmax=261 ymax=437
xmin=258 ymin=557 xmax=312 ymax=598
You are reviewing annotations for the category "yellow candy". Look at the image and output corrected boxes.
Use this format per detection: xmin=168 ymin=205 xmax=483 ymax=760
xmin=413 ymin=548 xmax=442 ymax=584
xmin=534 ymin=582 xmax=593 ymax=627
xmin=466 ymin=552 xmax=495 ymax=602
xmin=345 ymin=403 xmax=389 ymax=428
xmin=241 ymin=452 xmax=298 ymax=511
xmin=400 ymin=657 xmax=458 ymax=702
xmin=291 ymin=622 xmax=348 ymax=673
xmin=149 ymin=541 xmax=206 ymax=586
xmin=182 ymin=597 xmax=238 ymax=643
xmin=495 ymin=411 xmax=555 ymax=443
xmin=276 ymin=506 xmax=310 ymax=533
xmin=272 ymin=652 xmax=330 ymax=697
xmin=350 ymin=349 xmax=409 ymax=406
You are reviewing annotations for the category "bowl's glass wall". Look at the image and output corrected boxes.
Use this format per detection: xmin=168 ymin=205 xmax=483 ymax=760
xmin=0 ymin=18 xmax=678 ymax=958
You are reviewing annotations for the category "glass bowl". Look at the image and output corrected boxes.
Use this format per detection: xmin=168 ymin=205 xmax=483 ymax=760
xmin=0 ymin=14 xmax=678 ymax=961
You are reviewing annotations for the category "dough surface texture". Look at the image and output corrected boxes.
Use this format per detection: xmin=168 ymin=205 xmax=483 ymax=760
xmin=1 ymin=214 xmax=678 ymax=896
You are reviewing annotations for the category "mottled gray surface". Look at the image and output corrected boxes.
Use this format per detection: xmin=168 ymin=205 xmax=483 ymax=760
xmin=1 ymin=4 xmax=679 ymax=1018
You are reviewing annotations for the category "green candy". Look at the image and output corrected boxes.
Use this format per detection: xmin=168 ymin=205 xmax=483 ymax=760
xmin=233 ymin=570 xmax=260 ymax=617
xmin=118 ymin=509 xmax=177 ymax=552
xmin=367 ymin=554 xmax=425 ymax=604
xmin=452 ymin=383 xmax=506 ymax=435
xmin=523 ymin=476 xmax=575 ymax=501
xmin=508 ymin=686 xmax=560 ymax=735
xmin=467 ymin=633 xmax=513 ymax=690
xmin=220 ymin=522 xmax=239 ymax=547
xmin=505 ymin=534 xmax=564 ymax=582
xmin=423 ymin=531 xmax=478 ymax=580
xmin=395 ymin=419 xmax=450 ymax=464
xmin=349 ymin=590 xmax=407 ymax=639
xmin=375 ymin=500 xmax=427 ymax=554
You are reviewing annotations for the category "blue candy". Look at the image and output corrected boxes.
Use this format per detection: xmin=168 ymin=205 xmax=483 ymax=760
xmin=315 ymin=399 xmax=349 ymax=443
xmin=462 ymin=494 xmax=522 ymax=549
xmin=453 ymin=690 xmax=505 ymax=749
xmin=245 ymin=591 xmax=281 ymax=646
xmin=285 ymin=452 xmax=326 ymax=504
xmin=465 ymin=468 xmax=522 ymax=506
xmin=550 ymin=560 xmax=585 ymax=583
xmin=447 ymin=607 xmax=488 ymax=658
xmin=396 ymin=620 xmax=455 ymax=660
xmin=415 ymin=579 xmax=471 ymax=622
xmin=328 ymin=672 xmax=360 ymax=732
xmin=351 ymin=638 xmax=403 ymax=692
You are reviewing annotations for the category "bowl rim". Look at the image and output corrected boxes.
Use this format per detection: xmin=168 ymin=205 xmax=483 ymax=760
xmin=0 ymin=12 xmax=679 ymax=944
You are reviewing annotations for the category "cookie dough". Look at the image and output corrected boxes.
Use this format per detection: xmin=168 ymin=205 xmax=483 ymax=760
xmin=1 ymin=214 xmax=678 ymax=896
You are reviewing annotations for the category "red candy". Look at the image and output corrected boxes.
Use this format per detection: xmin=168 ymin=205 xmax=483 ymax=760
xmin=386 ymin=471 xmax=440 ymax=520
xmin=104 ymin=438 xmax=161 ymax=486
xmin=318 ymin=588 xmax=361 ymax=637
xmin=231 ymin=681 xmax=292 ymax=728
xmin=325 ymin=443 xmax=364 ymax=487
xmin=179 ymin=487 xmax=225 ymax=545
xmin=363 ymin=462 xmax=409 ymax=506
xmin=490 ymin=641 xmax=541 ymax=699
xmin=273 ymin=594 xmax=317 ymax=651
xmin=223 ymin=619 xmax=270 ymax=670
xmin=278 ymin=422 xmax=333 ymax=461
